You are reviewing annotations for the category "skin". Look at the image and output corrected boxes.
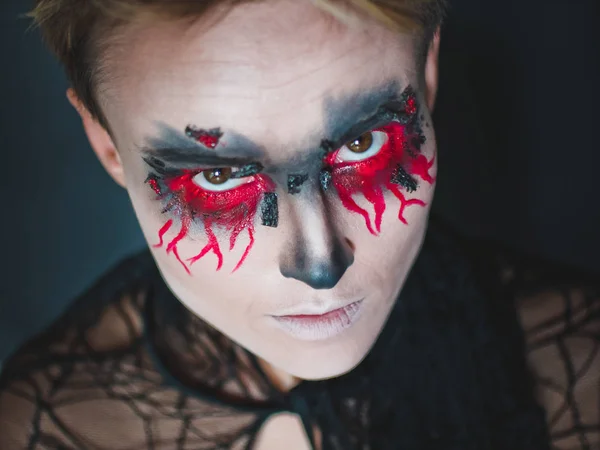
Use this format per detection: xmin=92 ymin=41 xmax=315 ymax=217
xmin=69 ymin=0 xmax=441 ymax=389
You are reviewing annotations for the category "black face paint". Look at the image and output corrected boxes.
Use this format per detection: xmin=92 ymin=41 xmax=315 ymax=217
xmin=322 ymin=81 xmax=401 ymax=150
xmin=319 ymin=169 xmax=332 ymax=191
xmin=184 ymin=126 xmax=223 ymax=149
xmin=316 ymin=85 xmax=408 ymax=192
xmin=390 ymin=165 xmax=418 ymax=193
xmin=317 ymin=82 xmax=435 ymax=233
xmin=287 ymin=173 xmax=309 ymax=194
xmin=319 ymin=139 xmax=334 ymax=159
xmin=230 ymin=162 xmax=264 ymax=179
xmin=141 ymin=122 xmax=266 ymax=170
xmin=279 ymin=234 xmax=354 ymax=290
xmin=261 ymin=192 xmax=279 ymax=228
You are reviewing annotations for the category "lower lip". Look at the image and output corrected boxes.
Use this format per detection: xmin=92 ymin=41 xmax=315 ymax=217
xmin=271 ymin=300 xmax=364 ymax=341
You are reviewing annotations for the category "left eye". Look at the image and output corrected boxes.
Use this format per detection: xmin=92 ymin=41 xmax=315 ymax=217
xmin=336 ymin=131 xmax=388 ymax=162
xmin=192 ymin=168 xmax=253 ymax=192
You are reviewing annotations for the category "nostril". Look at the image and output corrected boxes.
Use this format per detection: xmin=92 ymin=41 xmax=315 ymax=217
xmin=344 ymin=237 xmax=356 ymax=253
xmin=281 ymin=260 xmax=350 ymax=290
xmin=305 ymin=263 xmax=347 ymax=290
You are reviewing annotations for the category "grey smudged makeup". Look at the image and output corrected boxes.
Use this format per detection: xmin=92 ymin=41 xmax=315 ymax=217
xmin=139 ymin=82 xmax=434 ymax=274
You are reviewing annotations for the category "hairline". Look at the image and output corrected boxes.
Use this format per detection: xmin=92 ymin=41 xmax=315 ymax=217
xmin=40 ymin=1 xmax=444 ymax=132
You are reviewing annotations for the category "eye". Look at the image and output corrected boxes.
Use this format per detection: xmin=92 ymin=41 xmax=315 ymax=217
xmin=336 ymin=131 xmax=388 ymax=162
xmin=192 ymin=167 xmax=252 ymax=192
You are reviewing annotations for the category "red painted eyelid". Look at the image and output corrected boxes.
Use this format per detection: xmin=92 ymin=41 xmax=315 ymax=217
xmin=166 ymin=170 xmax=274 ymax=201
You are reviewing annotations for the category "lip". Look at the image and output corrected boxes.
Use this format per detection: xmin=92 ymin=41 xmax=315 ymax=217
xmin=272 ymin=298 xmax=365 ymax=317
xmin=270 ymin=300 xmax=364 ymax=341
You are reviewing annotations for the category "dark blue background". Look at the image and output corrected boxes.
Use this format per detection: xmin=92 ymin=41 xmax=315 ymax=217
xmin=0 ymin=2 xmax=145 ymax=361
xmin=1 ymin=0 xmax=599 ymax=361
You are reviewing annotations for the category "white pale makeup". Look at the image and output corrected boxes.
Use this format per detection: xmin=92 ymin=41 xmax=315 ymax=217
xmin=96 ymin=0 xmax=437 ymax=382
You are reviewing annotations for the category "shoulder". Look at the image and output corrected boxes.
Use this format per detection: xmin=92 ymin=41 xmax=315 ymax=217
xmin=432 ymin=224 xmax=600 ymax=448
xmin=464 ymin=235 xmax=600 ymax=449
xmin=512 ymin=260 xmax=600 ymax=449
xmin=0 ymin=250 xmax=159 ymax=449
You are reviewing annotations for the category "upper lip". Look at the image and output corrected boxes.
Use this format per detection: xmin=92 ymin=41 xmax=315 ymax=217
xmin=271 ymin=299 xmax=364 ymax=317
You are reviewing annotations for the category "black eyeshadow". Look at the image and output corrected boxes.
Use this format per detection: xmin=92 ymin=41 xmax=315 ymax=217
xmin=261 ymin=192 xmax=279 ymax=228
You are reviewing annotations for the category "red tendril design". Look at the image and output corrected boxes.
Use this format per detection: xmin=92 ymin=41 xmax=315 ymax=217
xmin=324 ymin=121 xmax=435 ymax=235
xmin=150 ymin=173 xmax=274 ymax=274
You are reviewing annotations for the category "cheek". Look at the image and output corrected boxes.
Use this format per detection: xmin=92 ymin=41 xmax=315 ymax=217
xmin=150 ymin=255 xmax=260 ymax=343
xmin=349 ymin=202 xmax=430 ymax=294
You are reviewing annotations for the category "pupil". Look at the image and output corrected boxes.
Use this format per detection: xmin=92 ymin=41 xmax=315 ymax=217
xmin=204 ymin=167 xmax=232 ymax=185
xmin=348 ymin=132 xmax=373 ymax=153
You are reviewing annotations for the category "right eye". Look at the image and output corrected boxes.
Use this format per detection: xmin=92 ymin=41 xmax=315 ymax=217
xmin=336 ymin=131 xmax=388 ymax=163
xmin=192 ymin=168 xmax=252 ymax=192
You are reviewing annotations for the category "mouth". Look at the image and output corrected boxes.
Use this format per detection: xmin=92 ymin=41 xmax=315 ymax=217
xmin=270 ymin=299 xmax=364 ymax=341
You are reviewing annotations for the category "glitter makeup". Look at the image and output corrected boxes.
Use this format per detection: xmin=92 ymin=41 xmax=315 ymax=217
xmin=390 ymin=165 xmax=418 ymax=193
xmin=319 ymin=169 xmax=333 ymax=191
xmin=322 ymin=86 xmax=435 ymax=234
xmin=184 ymin=125 xmax=223 ymax=149
xmin=261 ymin=192 xmax=279 ymax=228
xmin=146 ymin=161 xmax=274 ymax=274
xmin=287 ymin=173 xmax=309 ymax=194
xmin=230 ymin=162 xmax=264 ymax=179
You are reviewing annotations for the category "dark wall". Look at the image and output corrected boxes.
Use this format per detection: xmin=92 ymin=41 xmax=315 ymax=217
xmin=0 ymin=2 xmax=145 ymax=361
xmin=433 ymin=0 xmax=600 ymax=270
xmin=1 ymin=0 xmax=599 ymax=361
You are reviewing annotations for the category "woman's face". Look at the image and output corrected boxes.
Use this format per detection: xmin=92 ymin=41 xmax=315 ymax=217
xmin=89 ymin=0 xmax=438 ymax=379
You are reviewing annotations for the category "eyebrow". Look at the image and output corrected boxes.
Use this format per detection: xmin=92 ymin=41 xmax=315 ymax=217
xmin=328 ymin=105 xmax=397 ymax=150
xmin=140 ymin=80 xmax=409 ymax=172
xmin=139 ymin=121 xmax=266 ymax=169
xmin=323 ymin=80 xmax=406 ymax=149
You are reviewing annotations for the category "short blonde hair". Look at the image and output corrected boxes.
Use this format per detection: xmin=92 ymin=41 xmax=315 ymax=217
xmin=30 ymin=0 xmax=446 ymax=129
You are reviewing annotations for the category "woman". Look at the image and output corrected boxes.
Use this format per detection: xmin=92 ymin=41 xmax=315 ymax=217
xmin=1 ymin=0 xmax=598 ymax=448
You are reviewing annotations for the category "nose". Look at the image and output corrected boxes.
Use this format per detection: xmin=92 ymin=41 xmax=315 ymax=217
xmin=279 ymin=192 xmax=354 ymax=290
xmin=280 ymin=240 xmax=354 ymax=289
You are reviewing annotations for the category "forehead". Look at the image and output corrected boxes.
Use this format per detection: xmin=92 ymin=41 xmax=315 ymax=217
xmin=102 ymin=0 xmax=419 ymax=154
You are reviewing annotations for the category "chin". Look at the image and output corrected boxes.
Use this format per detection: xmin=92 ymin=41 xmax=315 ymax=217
xmin=262 ymin=297 xmax=390 ymax=380
xmin=277 ymin=336 xmax=372 ymax=381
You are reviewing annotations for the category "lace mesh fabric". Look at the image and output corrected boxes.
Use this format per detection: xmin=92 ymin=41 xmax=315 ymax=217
xmin=507 ymin=259 xmax=600 ymax=449
xmin=0 ymin=222 xmax=597 ymax=449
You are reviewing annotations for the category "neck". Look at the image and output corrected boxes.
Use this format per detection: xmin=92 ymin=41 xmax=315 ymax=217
xmin=257 ymin=356 xmax=302 ymax=392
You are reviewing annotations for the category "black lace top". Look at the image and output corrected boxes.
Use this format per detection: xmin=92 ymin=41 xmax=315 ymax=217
xmin=1 ymin=222 xmax=598 ymax=449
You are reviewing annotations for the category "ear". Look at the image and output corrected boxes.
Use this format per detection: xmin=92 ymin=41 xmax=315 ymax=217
xmin=67 ymin=89 xmax=126 ymax=188
xmin=424 ymin=27 xmax=441 ymax=113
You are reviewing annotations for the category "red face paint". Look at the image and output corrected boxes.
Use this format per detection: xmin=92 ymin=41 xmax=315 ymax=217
xmin=148 ymin=171 xmax=274 ymax=274
xmin=184 ymin=126 xmax=223 ymax=149
xmin=148 ymin=88 xmax=431 ymax=275
xmin=323 ymin=119 xmax=435 ymax=234
xmin=148 ymin=177 xmax=162 ymax=196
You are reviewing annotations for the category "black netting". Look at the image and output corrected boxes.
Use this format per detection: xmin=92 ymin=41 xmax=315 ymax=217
xmin=1 ymin=221 xmax=596 ymax=449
